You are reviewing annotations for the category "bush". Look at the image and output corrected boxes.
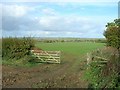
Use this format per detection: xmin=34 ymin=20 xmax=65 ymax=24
xmin=84 ymin=48 xmax=120 ymax=89
xmin=2 ymin=37 xmax=35 ymax=59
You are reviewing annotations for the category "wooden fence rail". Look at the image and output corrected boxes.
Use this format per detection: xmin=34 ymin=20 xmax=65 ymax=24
xmin=87 ymin=53 xmax=108 ymax=66
xmin=31 ymin=50 xmax=61 ymax=64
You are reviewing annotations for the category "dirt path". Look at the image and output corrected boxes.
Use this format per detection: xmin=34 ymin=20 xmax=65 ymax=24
xmin=2 ymin=53 xmax=88 ymax=88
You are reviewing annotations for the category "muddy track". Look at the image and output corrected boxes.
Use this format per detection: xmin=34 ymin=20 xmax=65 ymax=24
xmin=2 ymin=53 xmax=88 ymax=88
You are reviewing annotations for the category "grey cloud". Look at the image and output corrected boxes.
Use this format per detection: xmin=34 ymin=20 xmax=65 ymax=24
xmin=2 ymin=3 xmax=106 ymax=38
xmin=2 ymin=14 xmax=105 ymax=37
xmin=2 ymin=15 xmax=40 ymax=31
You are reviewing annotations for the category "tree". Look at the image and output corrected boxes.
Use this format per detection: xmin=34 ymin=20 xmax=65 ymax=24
xmin=104 ymin=18 xmax=120 ymax=54
xmin=104 ymin=18 xmax=120 ymax=88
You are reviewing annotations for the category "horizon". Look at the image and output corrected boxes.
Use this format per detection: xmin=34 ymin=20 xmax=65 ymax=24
xmin=1 ymin=36 xmax=105 ymax=39
xmin=1 ymin=0 xmax=119 ymax=38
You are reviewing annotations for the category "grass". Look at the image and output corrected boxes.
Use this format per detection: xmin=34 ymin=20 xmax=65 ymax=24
xmin=2 ymin=56 xmax=42 ymax=68
xmin=31 ymin=41 xmax=106 ymax=88
xmin=2 ymin=42 xmax=105 ymax=68
xmin=35 ymin=42 xmax=105 ymax=56
xmin=3 ymin=41 xmax=106 ymax=88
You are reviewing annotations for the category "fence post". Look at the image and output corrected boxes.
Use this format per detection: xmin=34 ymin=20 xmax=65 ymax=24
xmin=87 ymin=53 xmax=91 ymax=65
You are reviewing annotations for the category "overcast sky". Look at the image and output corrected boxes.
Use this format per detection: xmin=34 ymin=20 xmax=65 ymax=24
xmin=1 ymin=0 xmax=119 ymax=38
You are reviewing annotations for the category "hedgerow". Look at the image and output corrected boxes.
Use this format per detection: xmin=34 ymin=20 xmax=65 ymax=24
xmin=2 ymin=37 xmax=35 ymax=60
xmin=84 ymin=48 xmax=120 ymax=89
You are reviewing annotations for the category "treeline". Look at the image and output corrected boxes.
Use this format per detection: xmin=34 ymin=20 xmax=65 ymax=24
xmin=37 ymin=38 xmax=106 ymax=43
xmin=2 ymin=37 xmax=35 ymax=60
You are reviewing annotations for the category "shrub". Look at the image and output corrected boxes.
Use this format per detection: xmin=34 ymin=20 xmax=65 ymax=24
xmin=84 ymin=48 xmax=120 ymax=89
xmin=2 ymin=37 xmax=35 ymax=59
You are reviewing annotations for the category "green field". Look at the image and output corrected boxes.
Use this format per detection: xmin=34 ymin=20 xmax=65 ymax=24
xmin=35 ymin=42 xmax=105 ymax=56
xmin=3 ymin=41 xmax=106 ymax=88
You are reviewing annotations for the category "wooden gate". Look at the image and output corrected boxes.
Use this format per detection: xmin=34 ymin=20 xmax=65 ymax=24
xmin=31 ymin=50 xmax=61 ymax=63
xmin=87 ymin=52 xmax=108 ymax=67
